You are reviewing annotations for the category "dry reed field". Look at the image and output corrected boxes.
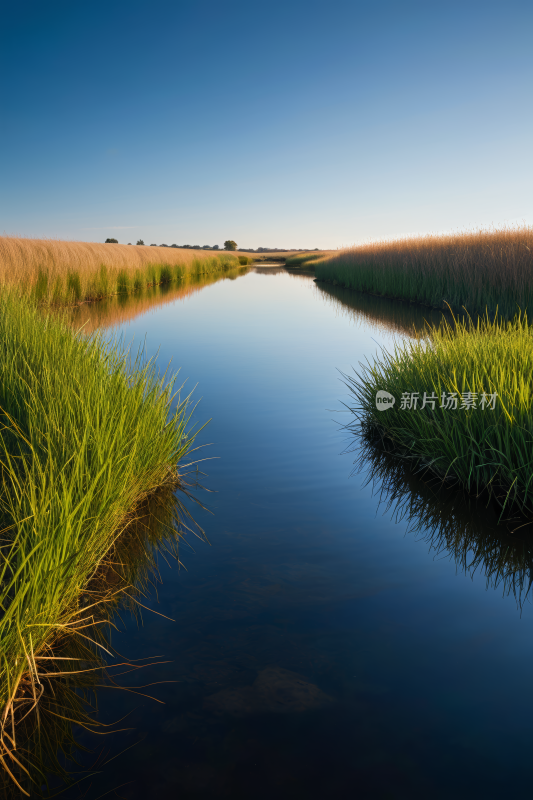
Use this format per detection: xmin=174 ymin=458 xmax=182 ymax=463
xmin=0 ymin=237 xmax=250 ymax=304
xmin=314 ymin=225 xmax=533 ymax=317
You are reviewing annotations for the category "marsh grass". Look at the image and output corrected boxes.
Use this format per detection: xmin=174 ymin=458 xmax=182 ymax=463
xmin=1 ymin=480 xmax=203 ymax=797
xmin=0 ymin=293 xmax=204 ymax=794
xmin=0 ymin=237 xmax=244 ymax=305
xmin=315 ymin=225 xmax=533 ymax=318
xmin=344 ymin=312 xmax=533 ymax=518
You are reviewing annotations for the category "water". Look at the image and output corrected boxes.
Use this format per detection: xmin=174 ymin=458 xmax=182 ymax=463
xmin=65 ymin=269 xmax=533 ymax=799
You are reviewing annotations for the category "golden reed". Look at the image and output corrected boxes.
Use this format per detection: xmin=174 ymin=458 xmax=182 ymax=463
xmin=315 ymin=224 xmax=533 ymax=315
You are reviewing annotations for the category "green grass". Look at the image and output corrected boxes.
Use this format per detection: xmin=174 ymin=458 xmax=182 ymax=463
xmin=285 ymin=252 xmax=325 ymax=268
xmin=0 ymin=294 xmax=202 ymax=792
xmin=344 ymin=312 xmax=533 ymax=518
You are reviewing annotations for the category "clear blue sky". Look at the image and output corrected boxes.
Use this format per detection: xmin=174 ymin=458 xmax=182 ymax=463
xmin=1 ymin=0 xmax=532 ymax=250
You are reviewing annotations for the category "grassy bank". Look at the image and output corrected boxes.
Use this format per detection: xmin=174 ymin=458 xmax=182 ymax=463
xmin=315 ymin=225 xmax=533 ymax=318
xmin=0 ymin=237 xmax=253 ymax=305
xmin=344 ymin=313 xmax=533 ymax=519
xmin=285 ymin=251 xmax=333 ymax=268
xmin=0 ymin=294 xmax=201 ymax=792
xmin=1 ymin=483 xmax=196 ymax=797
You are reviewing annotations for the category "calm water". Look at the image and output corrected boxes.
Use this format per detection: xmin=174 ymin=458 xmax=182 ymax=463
xmin=66 ymin=269 xmax=533 ymax=799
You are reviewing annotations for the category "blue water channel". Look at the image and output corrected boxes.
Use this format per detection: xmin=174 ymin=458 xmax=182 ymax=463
xmin=67 ymin=268 xmax=533 ymax=799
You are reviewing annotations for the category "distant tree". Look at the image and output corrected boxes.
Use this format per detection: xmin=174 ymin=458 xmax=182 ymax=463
xmin=160 ymin=243 xmax=168 ymax=247
xmin=224 ymin=240 xmax=237 ymax=251
xmin=136 ymin=239 xmax=145 ymax=246
xmin=127 ymin=242 xmax=132 ymax=245
xmin=150 ymin=243 xmax=157 ymax=246
xmin=212 ymin=244 xmax=219 ymax=250
xmin=105 ymin=238 xmax=118 ymax=244
xmin=202 ymin=245 xmax=211 ymax=249
xmin=192 ymin=245 xmax=201 ymax=249
xmin=170 ymin=244 xmax=178 ymax=248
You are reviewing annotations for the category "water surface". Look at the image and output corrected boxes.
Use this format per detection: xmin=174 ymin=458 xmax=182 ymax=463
xmin=66 ymin=269 xmax=533 ymax=799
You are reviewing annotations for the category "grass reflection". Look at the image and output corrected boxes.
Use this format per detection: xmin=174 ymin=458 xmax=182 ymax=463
xmin=67 ymin=265 xmax=249 ymax=333
xmin=315 ymin=281 xmax=448 ymax=337
xmin=352 ymin=432 xmax=533 ymax=607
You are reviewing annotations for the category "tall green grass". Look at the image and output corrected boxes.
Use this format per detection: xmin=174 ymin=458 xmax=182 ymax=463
xmin=0 ymin=294 xmax=202 ymax=792
xmin=315 ymin=225 xmax=533 ymax=318
xmin=344 ymin=313 xmax=533 ymax=518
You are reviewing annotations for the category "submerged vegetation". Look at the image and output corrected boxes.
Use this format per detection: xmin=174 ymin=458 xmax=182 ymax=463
xmin=344 ymin=312 xmax=533 ymax=519
xmin=315 ymin=225 xmax=533 ymax=318
xmin=0 ymin=294 xmax=202 ymax=793
xmin=0 ymin=237 xmax=254 ymax=305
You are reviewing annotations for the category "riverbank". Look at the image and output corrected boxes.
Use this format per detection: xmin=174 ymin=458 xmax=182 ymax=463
xmin=313 ymin=226 xmax=533 ymax=319
xmin=0 ymin=294 xmax=201 ymax=793
xmin=344 ymin=312 xmax=533 ymax=520
xmin=0 ymin=237 xmax=255 ymax=305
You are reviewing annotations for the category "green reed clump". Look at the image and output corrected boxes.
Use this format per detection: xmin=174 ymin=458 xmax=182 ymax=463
xmin=116 ymin=269 xmax=129 ymax=293
xmin=0 ymin=293 xmax=202 ymax=792
xmin=98 ymin=264 xmax=109 ymax=297
xmin=344 ymin=312 xmax=533 ymax=517
xmin=133 ymin=268 xmax=143 ymax=291
xmin=159 ymin=265 xmax=172 ymax=283
xmin=33 ymin=269 xmax=48 ymax=302
xmin=66 ymin=271 xmax=82 ymax=301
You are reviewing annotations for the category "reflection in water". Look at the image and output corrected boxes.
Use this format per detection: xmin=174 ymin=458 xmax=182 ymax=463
xmin=67 ymin=266 xmax=249 ymax=333
xmin=3 ymin=482 xmax=202 ymax=798
xmin=315 ymin=281 xmax=449 ymax=337
xmin=353 ymin=434 xmax=533 ymax=608
xmin=252 ymin=266 xmax=287 ymax=276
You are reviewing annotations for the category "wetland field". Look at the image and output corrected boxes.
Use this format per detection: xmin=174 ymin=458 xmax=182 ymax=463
xmin=3 ymin=252 xmax=533 ymax=798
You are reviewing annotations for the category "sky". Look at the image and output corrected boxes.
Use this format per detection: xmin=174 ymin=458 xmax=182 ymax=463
xmin=1 ymin=0 xmax=532 ymax=250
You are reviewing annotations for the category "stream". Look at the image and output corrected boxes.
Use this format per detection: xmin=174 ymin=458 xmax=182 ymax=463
xmin=64 ymin=268 xmax=533 ymax=799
